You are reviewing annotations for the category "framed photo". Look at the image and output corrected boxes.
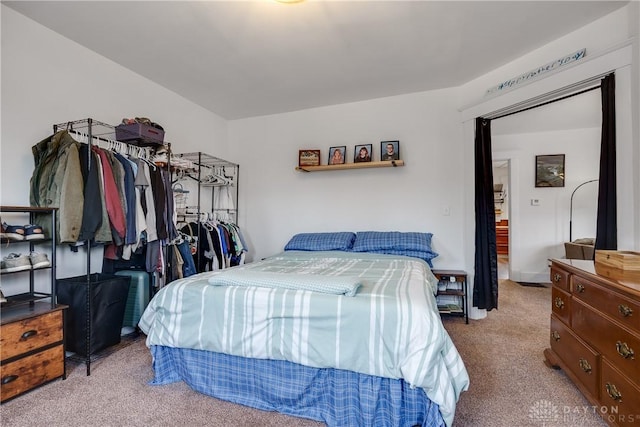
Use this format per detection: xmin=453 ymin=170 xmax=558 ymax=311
xmin=380 ymin=140 xmax=400 ymax=161
xmin=299 ymin=150 xmax=321 ymax=167
xmin=535 ymin=154 xmax=565 ymax=187
xmin=328 ymin=146 xmax=346 ymax=165
xmin=354 ymin=144 xmax=372 ymax=163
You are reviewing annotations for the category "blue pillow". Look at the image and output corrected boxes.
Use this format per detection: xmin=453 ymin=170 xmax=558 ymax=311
xmin=352 ymin=231 xmax=434 ymax=252
xmin=351 ymin=231 xmax=438 ymax=267
xmin=365 ymin=249 xmax=438 ymax=268
xmin=284 ymin=232 xmax=356 ymax=252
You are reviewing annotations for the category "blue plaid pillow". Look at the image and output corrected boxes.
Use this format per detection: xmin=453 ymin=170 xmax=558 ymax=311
xmin=352 ymin=232 xmax=438 ymax=267
xmin=365 ymin=249 xmax=438 ymax=267
xmin=284 ymin=232 xmax=356 ymax=251
xmin=352 ymin=231 xmax=434 ymax=252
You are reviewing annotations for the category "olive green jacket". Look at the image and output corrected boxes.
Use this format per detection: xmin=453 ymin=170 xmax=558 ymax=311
xmin=30 ymin=131 xmax=84 ymax=243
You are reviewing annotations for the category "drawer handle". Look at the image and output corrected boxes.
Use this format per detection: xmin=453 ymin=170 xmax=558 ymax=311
xmin=616 ymin=341 xmax=635 ymax=359
xmin=1 ymin=375 xmax=18 ymax=385
xmin=575 ymin=283 xmax=585 ymax=293
xmin=20 ymin=330 xmax=38 ymax=341
xmin=551 ymin=331 xmax=560 ymax=342
xmin=554 ymin=297 xmax=564 ymax=309
xmin=605 ymin=382 xmax=623 ymax=402
xmin=578 ymin=358 xmax=592 ymax=374
xmin=553 ymin=273 xmax=562 ymax=283
xmin=618 ymin=304 xmax=633 ymax=317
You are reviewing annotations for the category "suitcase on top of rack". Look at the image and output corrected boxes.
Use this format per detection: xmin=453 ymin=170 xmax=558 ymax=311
xmin=114 ymin=270 xmax=151 ymax=331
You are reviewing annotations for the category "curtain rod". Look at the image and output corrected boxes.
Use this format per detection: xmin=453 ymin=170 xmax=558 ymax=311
xmin=492 ymin=84 xmax=601 ymax=121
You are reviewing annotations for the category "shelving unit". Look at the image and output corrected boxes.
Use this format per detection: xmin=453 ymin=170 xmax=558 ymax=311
xmin=433 ymin=269 xmax=468 ymax=324
xmin=0 ymin=206 xmax=58 ymax=309
xmin=295 ymin=159 xmax=404 ymax=172
xmin=0 ymin=206 xmax=67 ymax=402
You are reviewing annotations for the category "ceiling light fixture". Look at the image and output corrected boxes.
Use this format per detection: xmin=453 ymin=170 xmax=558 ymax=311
xmin=274 ymin=0 xmax=304 ymax=4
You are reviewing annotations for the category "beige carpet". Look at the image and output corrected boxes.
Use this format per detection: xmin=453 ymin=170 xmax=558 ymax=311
xmin=446 ymin=279 xmax=605 ymax=427
xmin=0 ymin=280 xmax=606 ymax=427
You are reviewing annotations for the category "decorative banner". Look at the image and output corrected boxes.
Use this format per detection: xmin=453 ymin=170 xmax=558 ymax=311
xmin=485 ymin=48 xmax=586 ymax=95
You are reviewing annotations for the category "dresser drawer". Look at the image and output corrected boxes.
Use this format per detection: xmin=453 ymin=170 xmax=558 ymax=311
xmin=0 ymin=344 xmax=64 ymax=402
xmin=572 ymin=275 xmax=640 ymax=336
xmin=550 ymin=267 xmax=570 ymax=292
xmin=600 ymin=359 xmax=640 ymax=427
xmin=0 ymin=310 xmax=63 ymax=361
xmin=550 ymin=314 xmax=599 ymax=398
xmin=551 ymin=286 xmax=571 ymax=324
xmin=572 ymin=298 xmax=639 ymax=382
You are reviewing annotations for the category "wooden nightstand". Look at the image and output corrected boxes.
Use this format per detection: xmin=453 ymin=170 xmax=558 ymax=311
xmin=432 ymin=269 xmax=468 ymax=324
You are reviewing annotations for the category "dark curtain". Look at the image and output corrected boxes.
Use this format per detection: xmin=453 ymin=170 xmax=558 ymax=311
xmin=595 ymin=73 xmax=617 ymax=251
xmin=473 ymin=118 xmax=498 ymax=311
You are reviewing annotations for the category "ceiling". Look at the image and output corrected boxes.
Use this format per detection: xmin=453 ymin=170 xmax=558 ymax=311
xmin=4 ymin=1 xmax=628 ymax=120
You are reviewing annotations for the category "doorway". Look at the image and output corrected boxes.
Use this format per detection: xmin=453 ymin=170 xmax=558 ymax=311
xmin=490 ymin=88 xmax=602 ymax=285
xmin=492 ymin=160 xmax=510 ymax=280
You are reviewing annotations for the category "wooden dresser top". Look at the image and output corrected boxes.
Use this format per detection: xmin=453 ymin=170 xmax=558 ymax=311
xmin=551 ymin=258 xmax=640 ymax=298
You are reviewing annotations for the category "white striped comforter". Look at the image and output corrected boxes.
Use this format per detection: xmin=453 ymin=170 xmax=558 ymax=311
xmin=139 ymin=251 xmax=469 ymax=426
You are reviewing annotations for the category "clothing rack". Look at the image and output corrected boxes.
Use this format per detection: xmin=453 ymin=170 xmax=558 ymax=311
xmin=173 ymin=152 xmax=239 ymax=272
xmin=52 ymin=118 xmax=169 ymax=375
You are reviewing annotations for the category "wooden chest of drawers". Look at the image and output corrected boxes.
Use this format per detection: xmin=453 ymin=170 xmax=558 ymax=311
xmin=545 ymin=259 xmax=640 ymax=427
xmin=1 ymin=302 xmax=66 ymax=402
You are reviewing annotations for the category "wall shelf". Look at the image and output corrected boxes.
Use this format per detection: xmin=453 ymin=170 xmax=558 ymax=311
xmin=295 ymin=160 xmax=404 ymax=172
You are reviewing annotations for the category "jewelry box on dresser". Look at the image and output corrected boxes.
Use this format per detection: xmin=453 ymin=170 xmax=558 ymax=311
xmin=544 ymin=258 xmax=639 ymax=427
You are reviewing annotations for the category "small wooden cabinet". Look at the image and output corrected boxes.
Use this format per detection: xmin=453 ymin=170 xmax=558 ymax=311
xmin=1 ymin=302 xmax=67 ymax=402
xmin=433 ymin=269 xmax=468 ymax=324
xmin=544 ymin=259 xmax=640 ymax=427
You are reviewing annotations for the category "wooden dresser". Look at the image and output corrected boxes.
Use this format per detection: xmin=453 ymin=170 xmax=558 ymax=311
xmin=544 ymin=259 xmax=640 ymax=426
xmin=1 ymin=302 xmax=67 ymax=402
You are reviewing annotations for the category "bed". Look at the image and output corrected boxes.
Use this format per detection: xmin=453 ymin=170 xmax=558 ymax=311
xmin=139 ymin=232 xmax=469 ymax=426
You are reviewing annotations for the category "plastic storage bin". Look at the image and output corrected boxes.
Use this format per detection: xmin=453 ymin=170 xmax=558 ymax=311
xmin=115 ymin=270 xmax=151 ymax=329
xmin=56 ymin=273 xmax=131 ymax=356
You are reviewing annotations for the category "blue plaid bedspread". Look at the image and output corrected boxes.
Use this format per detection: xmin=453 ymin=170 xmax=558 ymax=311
xmin=140 ymin=251 xmax=469 ymax=426
xmin=150 ymin=345 xmax=446 ymax=427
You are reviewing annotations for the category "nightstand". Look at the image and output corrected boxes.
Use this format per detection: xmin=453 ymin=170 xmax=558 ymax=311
xmin=432 ymin=269 xmax=468 ymax=324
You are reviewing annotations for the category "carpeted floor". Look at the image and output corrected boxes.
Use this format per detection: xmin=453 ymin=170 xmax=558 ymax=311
xmin=0 ymin=279 xmax=606 ymax=427
xmin=446 ymin=279 xmax=605 ymax=427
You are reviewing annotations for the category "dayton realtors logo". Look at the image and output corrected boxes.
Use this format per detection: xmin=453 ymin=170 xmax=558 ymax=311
xmin=529 ymin=399 xmax=635 ymax=426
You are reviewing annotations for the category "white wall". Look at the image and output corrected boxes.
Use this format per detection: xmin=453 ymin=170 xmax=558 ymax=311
xmin=0 ymin=6 xmax=228 ymax=295
xmin=493 ymin=127 xmax=601 ymax=282
xmin=229 ymin=89 xmax=465 ymax=266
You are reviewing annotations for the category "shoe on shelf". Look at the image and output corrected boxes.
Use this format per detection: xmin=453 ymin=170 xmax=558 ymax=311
xmin=0 ymin=253 xmax=31 ymax=273
xmin=29 ymin=251 xmax=51 ymax=269
xmin=1 ymin=222 xmax=25 ymax=241
xmin=24 ymin=224 xmax=45 ymax=240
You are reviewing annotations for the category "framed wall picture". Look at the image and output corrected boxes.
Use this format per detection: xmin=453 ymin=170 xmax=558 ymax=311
xmin=354 ymin=144 xmax=372 ymax=163
xmin=299 ymin=150 xmax=321 ymax=167
xmin=328 ymin=146 xmax=346 ymax=165
xmin=535 ymin=154 xmax=565 ymax=187
xmin=380 ymin=140 xmax=400 ymax=161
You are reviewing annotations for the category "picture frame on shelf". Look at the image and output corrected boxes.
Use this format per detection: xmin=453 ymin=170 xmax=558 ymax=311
xmin=380 ymin=140 xmax=400 ymax=161
xmin=299 ymin=150 xmax=321 ymax=167
xmin=535 ymin=154 xmax=565 ymax=187
xmin=328 ymin=146 xmax=346 ymax=165
xmin=354 ymin=144 xmax=372 ymax=163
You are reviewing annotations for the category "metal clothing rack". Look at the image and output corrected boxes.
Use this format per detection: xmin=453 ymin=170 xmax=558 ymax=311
xmin=173 ymin=152 xmax=239 ymax=272
xmin=52 ymin=118 xmax=168 ymax=375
